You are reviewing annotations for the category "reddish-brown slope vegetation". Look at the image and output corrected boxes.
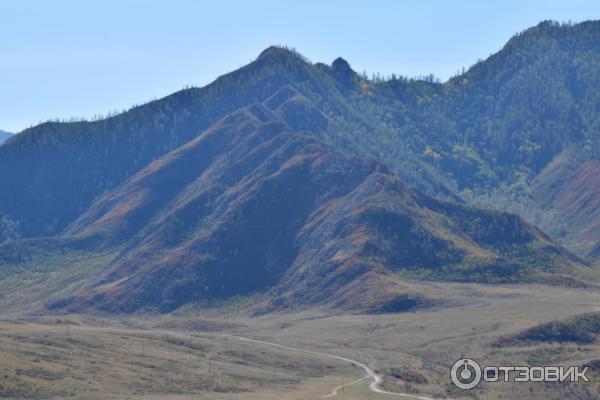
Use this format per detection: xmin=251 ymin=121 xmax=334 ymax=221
xmin=49 ymin=103 xmax=582 ymax=314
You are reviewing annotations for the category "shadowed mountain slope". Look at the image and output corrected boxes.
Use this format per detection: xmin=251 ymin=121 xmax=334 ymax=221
xmin=0 ymin=21 xmax=598 ymax=314
xmin=0 ymin=49 xmax=326 ymax=238
xmin=0 ymin=45 xmax=456 ymax=242
xmin=48 ymin=103 xmax=582 ymax=313
xmin=1 ymin=21 xmax=600 ymax=261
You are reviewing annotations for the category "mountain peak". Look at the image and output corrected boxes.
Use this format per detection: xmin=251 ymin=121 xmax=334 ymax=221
xmin=257 ymin=45 xmax=306 ymax=62
xmin=515 ymin=19 xmax=600 ymax=43
xmin=331 ymin=57 xmax=356 ymax=86
xmin=332 ymin=57 xmax=351 ymax=71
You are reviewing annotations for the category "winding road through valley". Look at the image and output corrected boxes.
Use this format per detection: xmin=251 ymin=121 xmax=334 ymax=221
xmin=59 ymin=325 xmax=445 ymax=399
xmin=227 ymin=335 xmax=444 ymax=400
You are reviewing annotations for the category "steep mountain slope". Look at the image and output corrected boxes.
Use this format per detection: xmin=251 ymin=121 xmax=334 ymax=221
xmin=373 ymin=21 xmax=600 ymax=257
xmin=1 ymin=21 xmax=599 ymax=261
xmin=47 ymin=103 xmax=581 ymax=313
xmin=0 ymin=49 xmax=321 ymax=238
xmin=532 ymin=152 xmax=600 ymax=259
xmin=440 ymin=21 xmax=600 ymax=259
xmin=0 ymin=130 xmax=11 ymax=145
xmin=439 ymin=20 xmax=599 ymax=180
xmin=0 ymin=21 xmax=598 ymax=315
xmin=0 ymin=46 xmax=454 ymax=242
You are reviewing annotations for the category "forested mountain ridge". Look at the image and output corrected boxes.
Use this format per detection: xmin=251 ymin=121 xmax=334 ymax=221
xmin=8 ymin=102 xmax=584 ymax=314
xmin=0 ymin=21 xmax=598 ymax=260
xmin=0 ymin=45 xmax=454 ymax=241
xmin=373 ymin=20 xmax=600 ymax=257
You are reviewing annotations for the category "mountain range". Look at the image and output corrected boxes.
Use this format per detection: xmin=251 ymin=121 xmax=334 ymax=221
xmin=0 ymin=20 xmax=598 ymax=314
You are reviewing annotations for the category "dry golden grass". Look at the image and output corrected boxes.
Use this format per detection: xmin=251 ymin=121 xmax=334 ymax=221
xmin=1 ymin=282 xmax=599 ymax=399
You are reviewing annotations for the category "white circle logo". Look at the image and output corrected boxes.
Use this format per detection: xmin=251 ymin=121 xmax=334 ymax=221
xmin=451 ymin=358 xmax=482 ymax=390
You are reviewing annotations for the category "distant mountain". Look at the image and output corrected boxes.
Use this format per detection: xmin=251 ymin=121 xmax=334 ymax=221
xmin=1 ymin=21 xmax=599 ymax=261
xmin=0 ymin=20 xmax=598 ymax=314
xmin=48 ymin=102 xmax=581 ymax=313
xmin=0 ymin=130 xmax=12 ymax=144
xmin=0 ymin=45 xmax=451 ymax=241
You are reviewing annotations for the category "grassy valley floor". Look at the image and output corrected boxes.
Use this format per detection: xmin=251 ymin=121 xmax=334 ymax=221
xmin=1 ymin=283 xmax=599 ymax=399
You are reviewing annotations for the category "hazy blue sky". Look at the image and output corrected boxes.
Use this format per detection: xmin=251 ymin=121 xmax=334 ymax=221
xmin=2 ymin=0 xmax=600 ymax=132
